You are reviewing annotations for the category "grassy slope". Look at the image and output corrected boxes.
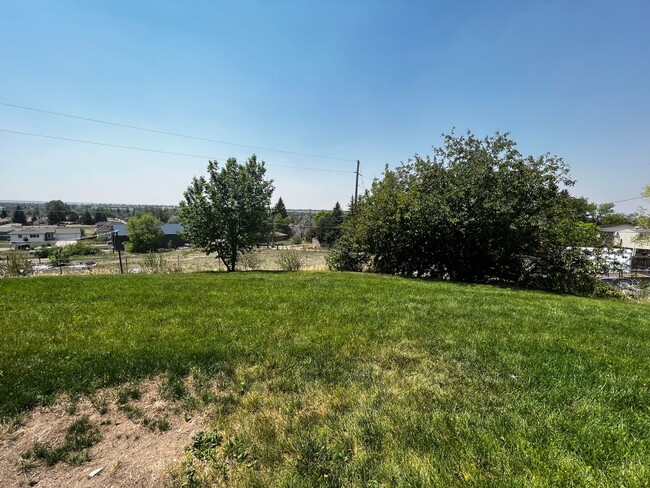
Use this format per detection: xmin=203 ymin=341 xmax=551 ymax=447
xmin=1 ymin=272 xmax=649 ymax=486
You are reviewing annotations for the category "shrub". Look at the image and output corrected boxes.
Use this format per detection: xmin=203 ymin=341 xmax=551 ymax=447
xmin=48 ymin=248 xmax=70 ymax=267
xmin=326 ymin=233 xmax=369 ymax=272
xmin=239 ymin=250 xmax=261 ymax=270
xmin=340 ymin=131 xmax=606 ymax=295
xmin=141 ymin=253 xmax=179 ymax=274
xmin=65 ymin=242 xmax=100 ymax=256
xmin=276 ymin=250 xmax=303 ymax=271
xmin=0 ymin=251 xmax=33 ymax=277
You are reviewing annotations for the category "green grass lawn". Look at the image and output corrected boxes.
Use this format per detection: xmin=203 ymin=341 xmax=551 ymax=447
xmin=1 ymin=272 xmax=649 ymax=486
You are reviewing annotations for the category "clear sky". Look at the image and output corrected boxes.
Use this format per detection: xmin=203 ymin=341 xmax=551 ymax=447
xmin=1 ymin=0 xmax=649 ymax=212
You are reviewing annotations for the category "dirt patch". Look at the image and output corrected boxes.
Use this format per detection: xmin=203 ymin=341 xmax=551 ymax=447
xmin=0 ymin=378 xmax=210 ymax=487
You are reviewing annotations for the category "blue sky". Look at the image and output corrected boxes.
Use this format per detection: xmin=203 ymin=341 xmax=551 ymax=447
xmin=1 ymin=1 xmax=649 ymax=212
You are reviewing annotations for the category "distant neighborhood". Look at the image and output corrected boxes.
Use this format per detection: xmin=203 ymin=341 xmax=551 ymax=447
xmin=1 ymin=198 xmax=649 ymax=274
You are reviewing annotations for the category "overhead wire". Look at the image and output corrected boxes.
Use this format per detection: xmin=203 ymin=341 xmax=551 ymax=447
xmin=0 ymin=101 xmax=356 ymax=163
xmin=0 ymin=129 xmax=355 ymax=174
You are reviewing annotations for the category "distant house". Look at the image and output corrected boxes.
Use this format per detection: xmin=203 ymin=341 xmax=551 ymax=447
xmin=111 ymin=223 xmax=186 ymax=251
xmin=600 ymin=224 xmax=650 ymax=250
xmin=8 ymin=226 xmax=82 ymax=249
xmin=94 ymin=221 xmax=114 ymax=236
xmin=0 ymin=223 xmax=22 ymax=241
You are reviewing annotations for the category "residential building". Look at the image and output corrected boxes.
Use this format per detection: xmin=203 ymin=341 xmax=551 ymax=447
xmin=8 ymin=226 xmax=82 ymax=248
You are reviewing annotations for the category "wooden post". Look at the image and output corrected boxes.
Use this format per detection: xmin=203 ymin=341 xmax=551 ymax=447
xmin=116 ymin=231 xmax=124 ymax=274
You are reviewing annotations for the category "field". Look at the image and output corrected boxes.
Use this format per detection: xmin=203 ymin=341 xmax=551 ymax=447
xmin=5 ymin=246 xmax=328 ymax=276
xmin=1 ymin=272 xmax=649 ymax=486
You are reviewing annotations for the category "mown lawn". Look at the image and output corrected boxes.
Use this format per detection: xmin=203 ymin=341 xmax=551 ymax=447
xmin=1 ymin=272 xmax=649 ymax=486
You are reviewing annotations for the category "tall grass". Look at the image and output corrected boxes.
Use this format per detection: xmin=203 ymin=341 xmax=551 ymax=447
xmin=1 ymin=273 xmax=649 ymax=485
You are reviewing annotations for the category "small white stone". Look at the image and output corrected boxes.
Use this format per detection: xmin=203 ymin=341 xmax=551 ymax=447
xmin=88 ymin=467 xmax=104 ymax=478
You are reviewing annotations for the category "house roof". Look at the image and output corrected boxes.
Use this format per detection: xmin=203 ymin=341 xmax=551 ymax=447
xmin=8 ymin=226 xmax=81 ymax=235
xmin=8 ymin=226 xmax=58 ymax=234
xmin=112 ymin=223 xmax=184 ymax=236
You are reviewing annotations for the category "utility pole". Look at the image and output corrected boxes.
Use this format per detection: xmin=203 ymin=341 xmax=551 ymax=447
xmin=115 ymin=231 xmax=124 ymax=274
xmin=354 ymin=160 xmax=360 ymax=214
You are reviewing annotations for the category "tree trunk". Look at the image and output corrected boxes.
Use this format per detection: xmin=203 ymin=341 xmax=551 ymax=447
xmin=230 ymin=247 xmax=237 ymax=272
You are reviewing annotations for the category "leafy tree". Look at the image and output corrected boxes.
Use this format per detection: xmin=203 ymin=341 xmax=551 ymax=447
xmin=635 ymin=184 xmax=650 ymax=246
xmin=273 ymin=213 xmax=292 ymax=237
xmin=45 ymin=200 xmax=71 ymax=225
xmin=273 ymin=197 xmax=288 ymax=218
xmin=334 ymin=131 xmax=606 ymax=294
xmin=0 ymin=209 xmax=7 ymax=219
xmin=311 ymin=202 xmax=345 ymax=246
xmin=12 ymin=205 xmax=27 ymax=225
xmin=82 ymin=210 xmax=93 ymax=225
xmin=94 ymin=211 xmax=108 ymax=224
xmin=0 ymin=251 xmax=32 ymax=277
xmin=179 ymin=156 xmax=274 ymax=272
xmin=125 ymin=213 xmax=164 ymax=253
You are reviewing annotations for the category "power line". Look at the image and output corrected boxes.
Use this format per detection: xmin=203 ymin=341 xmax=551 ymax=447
xmin=0 ymin=129 xmax=354 ymax=174
xmin=0 ymin=101 xmax=356 ymax=163
xmin=612 ymin=196 xmax=645 ymax=204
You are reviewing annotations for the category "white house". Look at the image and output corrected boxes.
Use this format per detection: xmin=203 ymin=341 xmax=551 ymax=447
xmin=9 ymin=226 xmax=82 ymax=248
xmin=600 ymin=224 xmax=650 ymax=250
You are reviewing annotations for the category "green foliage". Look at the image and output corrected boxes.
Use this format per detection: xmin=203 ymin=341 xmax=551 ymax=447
xmin=125 ymin=213 xmax=163 ymax=253
xmin=0 ymin=251 xmax=33 ymax=277
xmin=94 ymin=211 xmax=108 ymax=223
xmin=326 ymin=232 xmax=369 ymax=272
xmin=11 ymin=205 xmax=27 ymax=225
xmin=239 ymin=250 xmax=262 ymax=270
xmin=37 ymin=242 xmax=99 ymax=262
xmin=275 ymin=250 xmax=303 ymax=270
xmin=341 ymin=131 xmax=606 ymax=294
xmin=311 ymin=202 xmax=345 ymax=246
xmin=48 ymin=247 xmax=70 ymax=267
xmin=45 ymin=200 xmax=71 ymax=225
xmin=81 ymin=210 xmax=93 ymax=225
xmin=21 ymin=416 xmax=100 ymax=467
xmin=272 ymin=213 xmax=292 ymax=237
xmin=272 ymin=197 xmax=288 ymax=219
xmin=189 ymin=430 xmax=223 ymax=460
xmin=179 ymin=155 xmax=274 ymax=272
xmin=141 ymin=252 xmax=179 ymax=274
xmin=635 ymin=184 xmax=650 ymax=246
xmin=1 ymin=273 xmax=650 ymax=485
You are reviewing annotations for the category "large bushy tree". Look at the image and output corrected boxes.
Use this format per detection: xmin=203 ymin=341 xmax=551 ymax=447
xmin=330 ymin=131 xmax=604 ymax=294
xmin=45 ymin=200 xmax=71 ymax=224
xmin=179 ymin=155 xmax=274 ymax=272
xmin=311 ymin=202 xmax=345 ymax=246
xmin=11 ymin=205 xmax=27 ymax=225
xmin=125 ymin=213 xmax=164 ymax=253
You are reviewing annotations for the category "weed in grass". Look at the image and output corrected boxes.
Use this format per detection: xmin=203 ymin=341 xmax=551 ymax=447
xmin=21 ymin=416 xmax=100 ymax=467
xmin=17 ymin=457 xmax=38 ymax=474
xmin=118 ymin=403 xmax=144 ymax=421
xmin=110 ymin=460 xmax=123 ymax=476
xmin=223 ymin=436 xmax=254 ymax=464
xmin=67 ymin=449 xmax=91 ymax=466
xmin=63 ymin=393 xmax=79 ymax=415
xmin=144 ymin=415 xmax=170 ymax=432
xmin=63 ymin=416 xmax=102 ymax=451
xmin=116 ymin=385 xmax=142 ymax=405
xmin=161 ymin=373 xmax=188 ymax=401
xmin=90 ymin=394 xmax=109 ymax=415
xmin=189 ymin=429 xmax=222 ymax=461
